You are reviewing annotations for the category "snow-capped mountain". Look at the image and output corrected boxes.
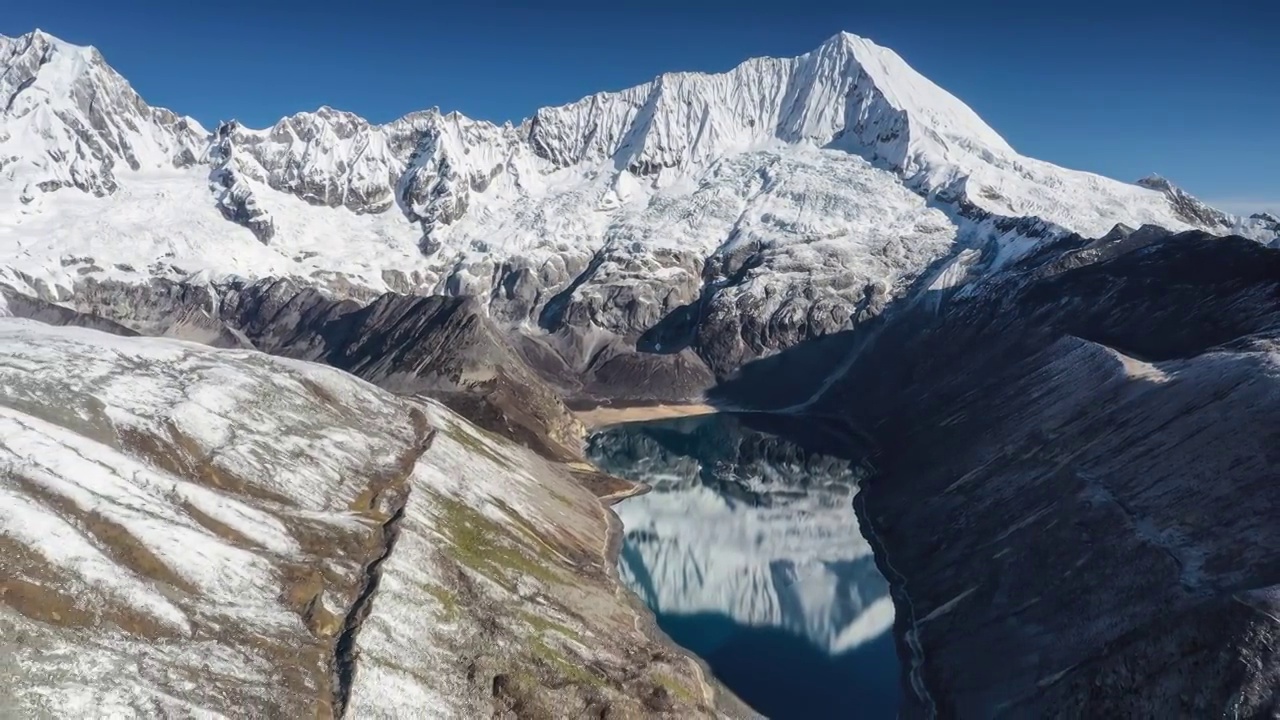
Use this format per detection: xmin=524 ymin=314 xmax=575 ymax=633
xmin=0 ymin=30 xmax=204 ymax=199
xmin=2 ymin=28 xmax=1273 ymax=399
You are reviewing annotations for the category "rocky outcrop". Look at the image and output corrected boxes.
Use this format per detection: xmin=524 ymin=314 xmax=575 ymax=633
xmin=717 ymin=229 xmax=1280 ymax=716
xmin=1136 ymin=174 xmax=1277 ymax=240
xmin=208 ymin=122 xmax=275 ymax=244
xmin=0 ymin=285 xmax=136 ymax=336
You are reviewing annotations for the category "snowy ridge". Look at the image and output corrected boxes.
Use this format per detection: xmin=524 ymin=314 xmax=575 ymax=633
xmin=0 ymin=319 xmax=432 ymax=714
xmin=1137 ymin=173 xmax=1280 ymax=239
xmin=523 ymin=33 xmax=1013 ymax=177
xmin=0 ymin=30 xmax=203 ymax=202
xmin=1 ymin=320 xmax=712 ymax=716
xmin=0 ymin=28 xmax=1274 ymax=334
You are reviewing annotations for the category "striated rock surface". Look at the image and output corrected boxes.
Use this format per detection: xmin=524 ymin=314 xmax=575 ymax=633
xmin=718 ymin=230 xmax=1280 ymax=716
xmin=0 ymin=284 xmax=136 ymax=336
xmin=218 ymin=280 xmax=589 ymax=461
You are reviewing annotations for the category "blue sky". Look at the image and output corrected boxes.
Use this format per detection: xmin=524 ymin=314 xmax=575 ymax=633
xmin=4 ymin=0 xmax=1277 ymax=213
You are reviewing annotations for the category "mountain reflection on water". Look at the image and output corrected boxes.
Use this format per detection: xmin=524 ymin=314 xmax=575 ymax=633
xmin=587 ymin=413 xmax=900 ymax=719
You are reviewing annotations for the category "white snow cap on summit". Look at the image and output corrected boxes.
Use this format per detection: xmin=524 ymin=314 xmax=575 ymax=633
xmin=823 ymin=32 xmax=1015 ymax=153
xmin=0 ymin=28 xmax=205 ymax=199
xmin=0 ymin=27 xmax=1272 ymax=301
xmin=522 ymin=30 xmax=1014 ymax=179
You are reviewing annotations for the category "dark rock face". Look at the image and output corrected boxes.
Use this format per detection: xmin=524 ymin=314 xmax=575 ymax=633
xmin=209 ymin=123 xmax=276 ymax=244
xmin=1137 ymin=174 xmax=1235 ymax=230
xmin=0 ymin=286 xmax=137 ymax=336
xmin=215 ymin=282 xmax=588 ymax=462
xmin=67 ymin=277 xmax=251 ymax=347
xmin=717 ymin=230 xmax=1280 ymax=716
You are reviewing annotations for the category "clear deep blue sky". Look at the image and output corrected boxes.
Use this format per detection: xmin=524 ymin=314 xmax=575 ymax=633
xmin=5 ymin=0 xmax=1277 ymax=212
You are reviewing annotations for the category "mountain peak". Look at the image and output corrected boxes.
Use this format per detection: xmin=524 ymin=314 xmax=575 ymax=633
xmin=826 ymin=30 xmax=869 ymax=43
xmin=1137 ymin=174 xmax=1175 ymax=191
xmin=0 ymin=27 xmax=206 ymax=198
xmin=3 ymin=23 xmax=1268 ymax=288
xmin=1 ymin=28 xmax=99 ymax=70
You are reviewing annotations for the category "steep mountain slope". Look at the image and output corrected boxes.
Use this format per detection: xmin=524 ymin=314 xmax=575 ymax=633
xmin=0 ymin=31 xmax=203 ymax=201
xmin=1137 ymin=174 xmax=1280 ymax=239
xmin=2 ymin=28 xmax=1275 ymax=402
xmin=214 ymin=279 xmax=590 ymax=461
xmin=0 ymin=320 xmax=724 ymax=717
xmin=715 ymin=230 xmax=1280 ymax=715
xmin=0 ymin=275 xmax=590 ymax=460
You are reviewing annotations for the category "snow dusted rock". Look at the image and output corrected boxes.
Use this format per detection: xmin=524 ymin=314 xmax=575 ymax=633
xmin=1252 ymin=211 xmax=1280 ymax=227
xmin=396 ymin=110 xmax=526 ymax=249
xmin=0 ymin=320 xmax=435 ymax=715
xmin=0 ymin=283 xmax=137 ymax=335
xmin=0 ymin=321 xmax=727 ymax=717
xmin=226 ymin=106 xmax=423 ymax=214
xmin=207 ymin=121 xmax=275 ymax=244
xmin=720 ymin=231 xmax=1280 ymax=715
xmin=215 ymin=281 xmax=590 ymax=461
xmin=1137 ymin=174 xmax=1279 ymax=240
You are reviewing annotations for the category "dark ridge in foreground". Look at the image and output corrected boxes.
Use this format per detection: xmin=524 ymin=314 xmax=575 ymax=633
xmin=716 ymin=228 xmax=1280 ymax=716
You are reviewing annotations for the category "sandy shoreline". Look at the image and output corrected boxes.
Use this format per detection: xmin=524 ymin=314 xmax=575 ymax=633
xmin=574 ymin=402 xmax=718 ymax=429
